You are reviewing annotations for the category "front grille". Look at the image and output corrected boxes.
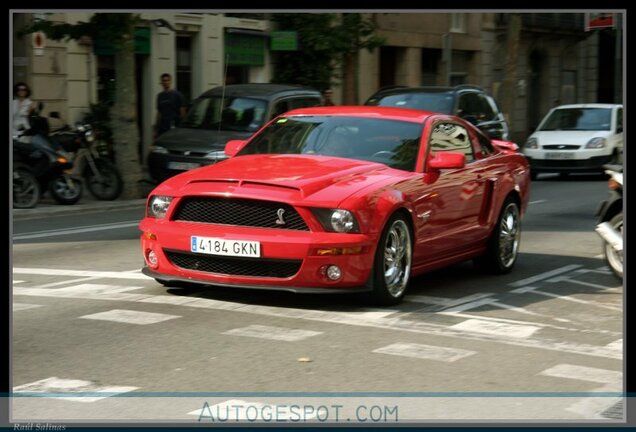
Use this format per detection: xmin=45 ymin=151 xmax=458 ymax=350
xmin=543 ymin=145 xmax=580 ymax=150
xmin=164 ymin=250 xmax=302 ymax=278
xmin=173 ymin=197 xmax=309 ymax=231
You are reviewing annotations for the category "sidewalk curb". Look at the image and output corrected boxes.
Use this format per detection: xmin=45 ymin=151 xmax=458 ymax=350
xmin=12 ymin=199 xmax=147 ymax=221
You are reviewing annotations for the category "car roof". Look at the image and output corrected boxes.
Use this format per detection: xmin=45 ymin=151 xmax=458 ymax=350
xmin=281 ymin=105 xmax=436 ymax=122
xmin=551 ymin=103 xmax=623 ymax=109
xmin=369 ymin=85 xmax=485 ymax=98
xmin=198 ymin=83 xmax=321 ymax=100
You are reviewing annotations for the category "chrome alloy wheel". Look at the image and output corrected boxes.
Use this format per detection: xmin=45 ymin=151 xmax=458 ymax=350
xmin=498 ymin=203 xmax=521 ymax=269
xmin=382 ymin=219 xmax=412 ymax=298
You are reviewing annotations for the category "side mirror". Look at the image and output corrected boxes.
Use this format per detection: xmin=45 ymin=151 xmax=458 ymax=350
xmin=492 ymin=139 xmax=520 ymax=154
xmin=427 ymin=152 xmax=466 ymax=171
xmin=617 ymin=124 xmax=623 ymax=133
xmin=224 ymin=139 xmax=247 ymax=157
xmin=49 ymin=111 xmax=60 ymax=119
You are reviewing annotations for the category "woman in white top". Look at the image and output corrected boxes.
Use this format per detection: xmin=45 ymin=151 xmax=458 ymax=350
xmin=12 ymin=82 xmax=35 ymax=138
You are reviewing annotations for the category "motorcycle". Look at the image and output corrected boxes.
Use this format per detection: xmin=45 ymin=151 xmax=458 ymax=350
xmin=595 ymin=164 xmax=623 ymax=280
xmin=12 ymin=136 xmax=76 ymax=208
xmin=49 ymin=115 xmax=123 ymax=200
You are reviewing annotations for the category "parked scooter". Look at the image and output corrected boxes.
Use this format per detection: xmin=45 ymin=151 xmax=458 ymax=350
xmin=595 ymin=164 xmax=623 ymax=280
xmin=12 ymin=137 xmax=76 ymax=208
xmin=49 ymin=115 xmax=123 ymax=200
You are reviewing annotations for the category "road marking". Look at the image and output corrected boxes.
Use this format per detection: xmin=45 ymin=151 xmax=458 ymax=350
xmin=13 ymin=303 xmax=43 ymax=311
xmin=539 ymin=364 xmax=623 ymax=419
xmin=80 ymin=309 xmax=181 ymax=325
xmin=450 ymin=319 xmax=540 ymax=338
xmin=14 ymin=268 xmax=149 ymax=280
xmin=530 ymin=289 xmax=622 ymax=312
xmin=13 ymin=377 xmax=138 ymax=403
xmin=539 ymin=364 xmax=622 ymax=384
xmin=35 ymin=276 xmax=105 ymax=288
xmin=528 ymin=200 xmax=547 ymax=205
xmin=13 ymin=280 xmax=24 ymax=284
xmin=373 ymin=342 xmax=475 ymax=362
xmin=440 ymin=297 xmax=496 ymax=313
xmin=605 ymin=339 xmax=623 ymax=351
xmin=222 ymin=325 xmax=322 ymax=342
xmin=13 ymin=221 xmax=140 ymax=240
xmin=407 ymin=293 xmax=493 ymax=307
xmin=508 ymin=265 xmax=582 ymax=288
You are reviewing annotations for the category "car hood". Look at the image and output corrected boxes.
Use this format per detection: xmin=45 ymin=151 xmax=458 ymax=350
xmin=155 ymin=155 xmax=406 ymax=205
xmin=530 ymin=130 xmax=610 ymax=145
xmin=155 ymin=127 xmax=253 ymax=152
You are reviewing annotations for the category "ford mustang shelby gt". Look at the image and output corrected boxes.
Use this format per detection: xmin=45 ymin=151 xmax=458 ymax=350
xmin=140 ymin=106 xmax=530 ymax=305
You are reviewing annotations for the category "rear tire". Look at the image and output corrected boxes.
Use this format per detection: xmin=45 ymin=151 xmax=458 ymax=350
xmin=13 ymin=167 xmax=40 ymax=209
xmin=474 ymin=197 xmax=521 ymax=274
xmin=368 ymin=213 xmax=412 ymax=305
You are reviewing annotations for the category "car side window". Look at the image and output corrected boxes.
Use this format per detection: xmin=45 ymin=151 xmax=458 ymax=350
xmin=429 ymin=122 xmax=474 ymax=162
xmin=288 ymin=97 xmax=322 ymax=110
xmin=475 ymin=130 xmax=495 ymax=157
xmin=270 ymin=100 xmax=291 ymax=120
xmin=616 ymin=108 xmax=623 ymax=133
xmin=476 ymin=94 xmax=496 ymax=121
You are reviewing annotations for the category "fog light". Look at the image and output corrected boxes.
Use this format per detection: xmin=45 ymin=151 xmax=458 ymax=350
xmin=146 ymin=249 xmax=158 ymax=268
xmin=326 ymin=265 xmax=342 ymax=281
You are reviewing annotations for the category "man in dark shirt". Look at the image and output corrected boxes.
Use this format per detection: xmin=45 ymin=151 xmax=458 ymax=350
xmin=154 ymin=73 xmax=186 ymax=138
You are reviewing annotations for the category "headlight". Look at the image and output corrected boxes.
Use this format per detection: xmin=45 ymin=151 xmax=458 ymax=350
xmin=147 ymin=195 xmax=173 ymax=218
xmin=151 ymin=146 xmax=169 ymax=154
xmin=524 ymin=137 xmax=538 ymax=149
xmin=204 ymin=150 xmax=229 ymax=161
xmin=585 ymin=137 xmax=606 ymax=149
xmin=312 ymin=208 xmax=360 ymax=233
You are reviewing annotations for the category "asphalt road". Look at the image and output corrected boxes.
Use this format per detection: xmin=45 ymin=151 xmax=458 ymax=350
xmin=10 ymin=173 xmax=624 ymax=425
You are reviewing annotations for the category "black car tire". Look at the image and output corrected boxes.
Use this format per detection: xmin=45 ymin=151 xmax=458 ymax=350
xmin=368 ymin=213 xmax=413 ymax=305
xmin=474 ymin=197 xmax=521 ymax=274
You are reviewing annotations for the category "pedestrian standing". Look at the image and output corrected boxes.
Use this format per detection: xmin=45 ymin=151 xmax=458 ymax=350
xmin=154 ymin=73 xmax=186 ymax=138
xmin=12 ymin=82 xmax=36 ymax=138
xmin=321 ymin=88 xmax=336 ymax=106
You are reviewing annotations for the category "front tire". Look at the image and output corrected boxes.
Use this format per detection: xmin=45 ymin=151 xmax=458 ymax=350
xmin=368 ymin=214 xmax=413 ymax=305
xmin=474 ymin=198 xmax=521 ymax=274
xmin=49 ymin=175 xmax=82 ymax=205
xmin=604 ymin=213 xmax=623 ymax=280
xmin=85 ymin=159 xmax=123 ymax=200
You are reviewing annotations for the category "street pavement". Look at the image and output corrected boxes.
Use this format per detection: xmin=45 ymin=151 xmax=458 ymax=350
xmin=12 ymin=194 xmax=148 ymax=221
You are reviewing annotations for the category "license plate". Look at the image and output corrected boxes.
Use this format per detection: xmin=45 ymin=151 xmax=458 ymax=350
xmin=545 ymin=152 xmax=574 ymax=160
xmin=168 ymin=161 xmax=201 ymax=170
xmin=191 ymin=236 xmax=260 ymax=258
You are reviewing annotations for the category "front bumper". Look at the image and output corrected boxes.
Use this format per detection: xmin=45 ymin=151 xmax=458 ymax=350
xmin=140 ymin=218 xmax=377 ymax=292
xmin=523 ymin=148 xmax=613 ymax=173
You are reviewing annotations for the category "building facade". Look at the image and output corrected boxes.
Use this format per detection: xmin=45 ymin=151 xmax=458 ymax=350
xmin=12 ymin=12 xmax=620 ymax=167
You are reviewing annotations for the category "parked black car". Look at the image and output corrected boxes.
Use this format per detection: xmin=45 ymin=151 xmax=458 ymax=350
xmin=148 ymin=83 xmax=322 ymax=183
xmin=364 ymin=85 xmax=509 ymax=140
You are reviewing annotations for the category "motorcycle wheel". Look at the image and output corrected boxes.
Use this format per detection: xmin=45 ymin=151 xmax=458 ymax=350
xmin=604 ymin=213 xmax=623 ymax=280
xmin=85 ymin=159 xmax=123 ymax=201
xmin=13 ymin=167 xmax=41 ymax=209
xmin=49 ymin=175 xmax=83 ymax=205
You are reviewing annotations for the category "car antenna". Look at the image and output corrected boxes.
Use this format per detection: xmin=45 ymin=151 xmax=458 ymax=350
xmin=218 ymin=54 xmax=230 ymax=134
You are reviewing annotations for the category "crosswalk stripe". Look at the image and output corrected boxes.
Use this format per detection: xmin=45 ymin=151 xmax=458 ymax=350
xmin=373 ymin=342 xmax=475 ymax=362
xmin=79 ymin=309 xmax=181 ymax=325
xmin=13 ymin=377 xmax=138 ymax=403
xmin=450 ymin=319 xmax=540 ymax=338
xmin=13 ymin=303 xmax=43 ymax=311
xmin=539 ymin=364 xmax=622 ymax=385
xmin=222 ymin=324 xmax=322 ymax=341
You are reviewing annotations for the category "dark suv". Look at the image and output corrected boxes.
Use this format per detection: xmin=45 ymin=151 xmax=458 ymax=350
xmin=364 ymin=85 xmax=509 ymax=140
xmin=148 ymin=83 xmax=322 ymax=183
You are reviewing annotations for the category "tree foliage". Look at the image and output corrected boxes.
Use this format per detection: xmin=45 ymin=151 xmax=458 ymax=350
xmin=271 ymin=13 xmax=384 ymax=91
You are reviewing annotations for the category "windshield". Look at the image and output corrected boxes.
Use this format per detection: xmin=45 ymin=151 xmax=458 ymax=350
xmin=539 ymin=108 xmax=611 ymax=131
xmin=237 ymin=115 xmax=423 ymax=171
xmin=179 ymin=96 xmax=267 ymax=132
xmin=367 ymin=92 xmax=454 ymax=114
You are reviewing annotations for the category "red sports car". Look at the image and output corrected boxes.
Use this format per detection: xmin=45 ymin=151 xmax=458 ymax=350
xmin=139 ymin=106 xmax=530 ymax=305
